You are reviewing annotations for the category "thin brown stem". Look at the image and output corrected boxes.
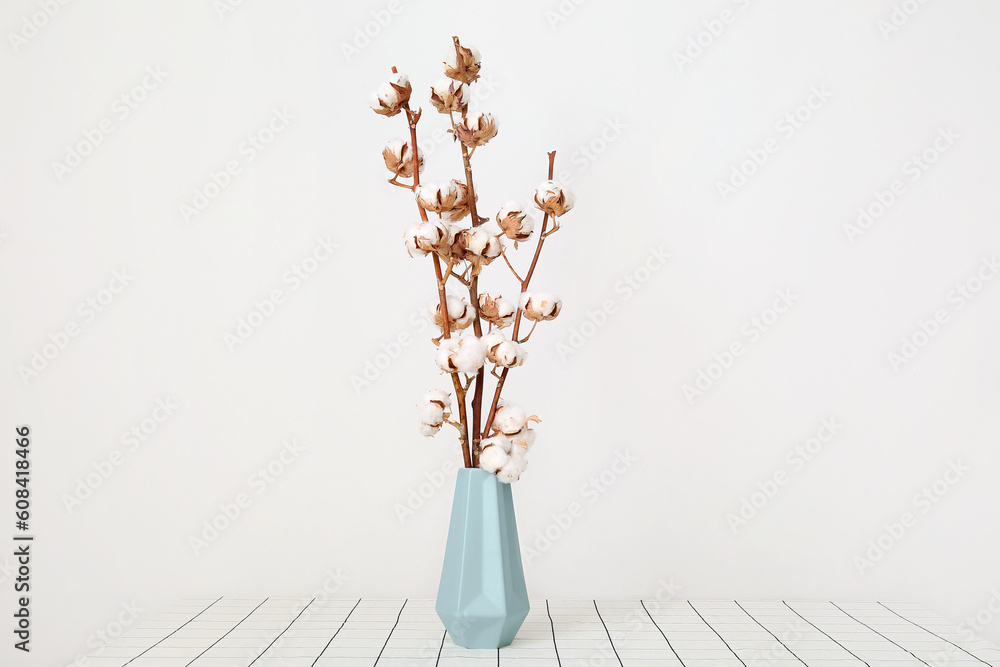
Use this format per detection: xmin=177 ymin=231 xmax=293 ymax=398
xmin=518 ymin=320 xmax=538 ymax=344
xmin=498 ymin=245 xmax=524 ymax=283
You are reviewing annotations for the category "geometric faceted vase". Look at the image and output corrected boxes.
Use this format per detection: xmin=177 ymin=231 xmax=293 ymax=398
xmin=435 ymin=468 xmax=530 ymax=648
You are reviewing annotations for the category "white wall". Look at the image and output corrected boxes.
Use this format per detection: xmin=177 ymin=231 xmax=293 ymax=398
xmin=3 ymin=0 xmax=1000 ymax=663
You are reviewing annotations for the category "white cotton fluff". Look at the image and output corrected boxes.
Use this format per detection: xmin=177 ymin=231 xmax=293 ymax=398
xmin=436 ymin=337 xmax=485 ymax=374
xmin=384 ymin=137 xmax=405 ymax=158
xmin=535 ymin=180 xmax=576 ymax=210
xmin=403 ymin=225 xmax=427 ymax=257
xmin=508 ymin=427 xmax=536 ymax=451
xmin=375 ymin=82 xmax=399 ymax=107
xmin=431 ymin=78 xmax=467 ymax=105
xmin=404 ymin=220 xmax=451 ymax=257
xmin=496 ymin=454 xmax=527 ymax=484
xmin=418 ymin=422 xmax=440 ymax=437
xmin=418 ymin=403 xmax=445 ymax=427
xmin=462 ymin=228 xmax=500 ymax=258
xmin=479 ymin=441 xmax=510 ymax=473
xmin=453 ymin=337 xmax=485 ymax=373
xmin=422 ymin=388 xmax=451 ymax=410
xmin=494 ymin=400 xmax=527 ymax=435
xmin=519 ymin=292 xmax=562 ymax=321
xmin=497 ymin=201 xmax=523 ymax=220
xmin=434 ymin=295 xmax=473 ymax=330
xmin=494 ymin=340 xmax=527 ymax=368
xmin=483 ymin=434 xmax=513 ymax=454
xmin=481 ymin=331 xmax=505 ymax=360
xmin=388 ymin=72 xmax=409 ymax=88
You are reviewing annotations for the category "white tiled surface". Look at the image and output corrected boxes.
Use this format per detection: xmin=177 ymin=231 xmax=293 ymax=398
xmin=79 ymin=598 xmax=1000 ymax=666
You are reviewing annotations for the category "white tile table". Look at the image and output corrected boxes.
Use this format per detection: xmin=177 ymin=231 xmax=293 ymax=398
xmin=76 ymin=598 xmax=1000 ymax=667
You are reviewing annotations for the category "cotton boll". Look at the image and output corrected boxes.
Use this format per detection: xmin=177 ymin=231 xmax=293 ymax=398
xmin=404 ymin=220 xmax=453 ymax=257
xmin=370 ymin=74 xmax=411 ymax=117
xmin=494 ymin=340 xmax=527 ymax=369
xmin=481 ymin=434 xmax=512 ymax=454
xmin=479 ymin=441 xmax=510 ymax=473
xmin=429 ymin=78 xmax=468 ymax=113
xmin=444 ymin=43 xmax=482 ymax=83
xmin=423 ymin=389 xmax=451 ymax=410
xmin=478 ymin=293 xmax=516 ymax=328
xmin=452 ymin=336 xmax=486 ymax=374
xmin=494 ymin=401 xmax=527 ymax=435
xmin=435 ymin=339 xmax=461 ymax=372
xmin=383 ymin=138 xmax=423 ymax=177
xmin=418 ymin=403 xmax=445 ymax=426
xmin=534 ymin=180 xmax=575 ymax=217
xmin=455 ymin=112 xmax=498 ymax=147
xmin=433 ymin=295 xmax=474 ymax=331
xmin=519 ymin=292 xmax=562 ymax=322
xmin=496 ymin=201 xmax=534 ymax=243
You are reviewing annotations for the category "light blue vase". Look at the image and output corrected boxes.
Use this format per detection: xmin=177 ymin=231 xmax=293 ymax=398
xmin=435 ymin=468 xmax=529 ymax=648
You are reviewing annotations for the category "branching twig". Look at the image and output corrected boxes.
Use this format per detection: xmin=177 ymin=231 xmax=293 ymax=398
xmin=482 ymin=150 xmax=557 ymax=437
xmin=397 ymin=70 xmax=472 ymax=469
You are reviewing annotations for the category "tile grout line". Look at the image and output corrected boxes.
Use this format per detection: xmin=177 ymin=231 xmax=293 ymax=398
xmin=831 ymin=600 xmax=931 ymax=666
xmin=734 ymin=599 xmax=808 ymax=666
xmin=593 ymin=599 xmax=624 ymax=667
xmin=640 ymin=599 xmax=687 ymax=666
xmin=783 ymin=600 xmax=870 ymax=667
xmin=435 ymin=628 xmax=446 ymax=667
xmin=122 ymin=596 xmax=222 ymax=666
xmin=311 ymin=597 xmax=362 ymax=667
xmin=185 ymin=597 xmax=269 ymax=667
xmin=546 ymin=599 xmax=562 ymax=666
xmin=688 ymin=600 xmax=748 ymax=667
xmin=878 ymin=601 xmax=994 ymax=666
xmin=373 ymin=599 xmax=407 ymax=666
xmin=248 ymin=597 xmax=316 ymax=665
